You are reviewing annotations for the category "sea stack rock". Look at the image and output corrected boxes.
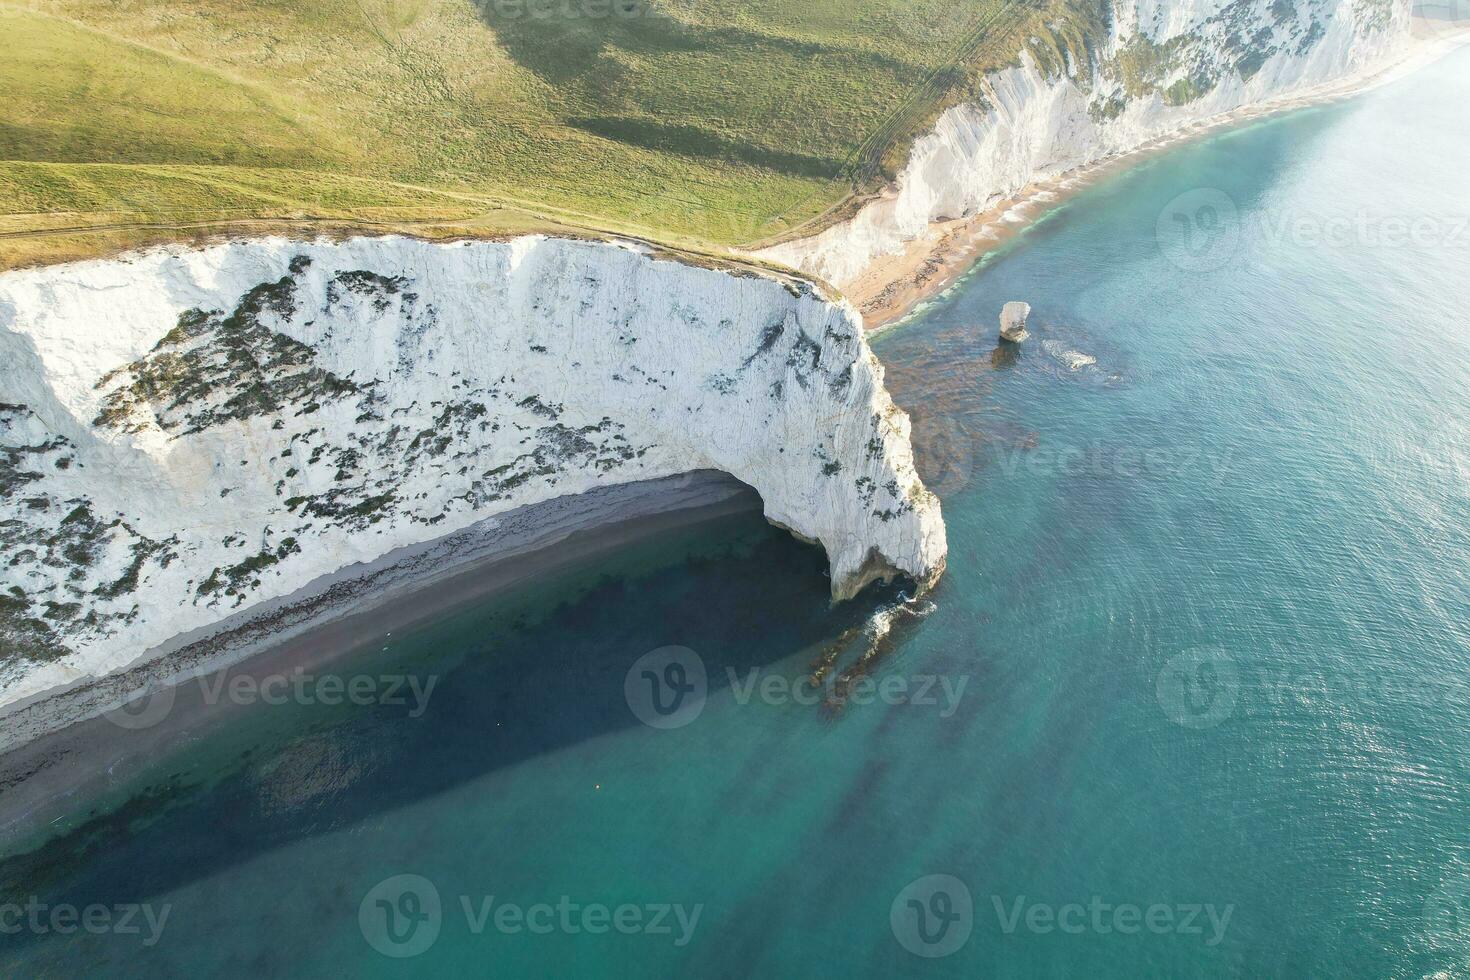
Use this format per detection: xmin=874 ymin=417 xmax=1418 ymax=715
xmin=1000 ymin=302 xmax=1030 ymax=343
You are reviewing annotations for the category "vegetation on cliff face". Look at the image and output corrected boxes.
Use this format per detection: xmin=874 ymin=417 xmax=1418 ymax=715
xmin=6 ymin=257 xmax=672 ymax=660
xmin=1109 ymin=35 xmax=1190 ymax=97
xmin=2 ymin=237 xmax=946 ymax=683
xmin=95 ymin=268 xmax=360 ymax=436
xmin=1097 ymin=0 xmax=1353 ymax=104
xmin=0 ymin=405 xmax=182 ymax=677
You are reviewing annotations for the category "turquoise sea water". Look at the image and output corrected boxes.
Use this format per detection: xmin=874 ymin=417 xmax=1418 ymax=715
xmin=4 ymin=48 xmax=1470 ymax=978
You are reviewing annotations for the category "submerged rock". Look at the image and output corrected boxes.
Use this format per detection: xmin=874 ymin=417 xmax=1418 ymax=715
xmin=1000 ymin=301 xmax=1031 ymax=343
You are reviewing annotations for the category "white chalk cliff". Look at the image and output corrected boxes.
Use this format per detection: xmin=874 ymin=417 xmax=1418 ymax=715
xmin=0 ymin=236 xmax=946 ymax=709
xmin=759 ymin=0 xmax=1416 ymax=285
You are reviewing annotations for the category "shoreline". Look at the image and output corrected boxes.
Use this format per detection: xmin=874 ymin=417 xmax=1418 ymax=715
xmin=854 ymin=25 xmax=1470 ymax=333
xmin=0 ymin=471 xmax=762 ymax=846
xmin=3 ymin=19 xmax=1464 ymax=855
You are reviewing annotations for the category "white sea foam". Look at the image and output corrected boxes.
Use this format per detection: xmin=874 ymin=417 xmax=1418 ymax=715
xmin=1043 ymin=340 xmax=1099 ymax=372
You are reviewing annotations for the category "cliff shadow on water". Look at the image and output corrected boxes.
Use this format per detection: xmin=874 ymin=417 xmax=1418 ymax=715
xmin=0 ymin=494 xmax=916 ymax=925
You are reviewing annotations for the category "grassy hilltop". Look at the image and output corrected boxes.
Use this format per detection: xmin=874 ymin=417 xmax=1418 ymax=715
xmin=0 ymin=0 xmax=1100 ymax=267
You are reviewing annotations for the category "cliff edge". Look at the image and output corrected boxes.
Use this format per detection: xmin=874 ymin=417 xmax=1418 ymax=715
xmin=0 ymin=235 xmax=946 ymax=713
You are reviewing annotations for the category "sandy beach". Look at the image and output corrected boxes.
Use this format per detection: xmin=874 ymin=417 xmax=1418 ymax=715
xmin=0 ymin=471 xmax=761 ymax=847
xmin=853 ymin=23 xmax=1470 ymax=332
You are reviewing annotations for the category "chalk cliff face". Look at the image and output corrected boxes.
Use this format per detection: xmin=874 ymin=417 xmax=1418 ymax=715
xmin=760 ymin=0 xmax=1414 ymax=285
xmin=0 ymin=236 xmax=946 ymax=707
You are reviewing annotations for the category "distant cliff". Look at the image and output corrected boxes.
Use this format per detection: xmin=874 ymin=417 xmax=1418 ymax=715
xmin=0 ymin=236 xmax=946 ymax=711
xmin=760 ymin=0 xmax=1415 ymax=285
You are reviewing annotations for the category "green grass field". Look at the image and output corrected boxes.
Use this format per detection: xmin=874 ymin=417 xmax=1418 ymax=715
xmin=0 ymin=0 xmax=1100 ymax=268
